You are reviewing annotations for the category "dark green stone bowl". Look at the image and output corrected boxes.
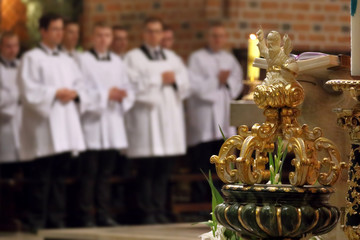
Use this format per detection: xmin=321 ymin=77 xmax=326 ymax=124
xmin=215 ymin=184 xmax=339 ymax=240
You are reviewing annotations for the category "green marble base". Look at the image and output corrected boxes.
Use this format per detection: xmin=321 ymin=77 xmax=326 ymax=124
xmin=215 ymin=184 xmax=339 ymax=240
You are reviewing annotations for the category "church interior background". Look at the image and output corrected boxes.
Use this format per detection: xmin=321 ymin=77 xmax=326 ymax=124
xmin=0 ymin=0 xmax=357 ymax=240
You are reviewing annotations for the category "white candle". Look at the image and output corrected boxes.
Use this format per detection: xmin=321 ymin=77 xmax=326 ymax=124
xmin=352 ymin=0 xmax=360 ymax=76
xmin=247 ymin=34 xmax=260 ymax=82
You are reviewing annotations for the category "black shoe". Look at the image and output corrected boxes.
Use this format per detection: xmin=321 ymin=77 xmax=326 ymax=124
xmin=47 ymin=221 xmax=66 ymax=229
xmin=22 ymin=223 xmax=39 ymax=234
xmin=155 ymin=214 xmax=169 ymax=223
xmin=82 ymin=220 xmax=96 ymax=228
xmin=142 ymin=214 xmax=157 ymax=225
xmin=72 ymin=220 xmax=96 ymax=228
xmin=97 ymin=217 xmax=118 ymax=227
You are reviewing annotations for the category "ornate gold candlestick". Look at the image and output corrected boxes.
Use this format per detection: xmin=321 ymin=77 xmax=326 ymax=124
xmin=325 ymin=79 xmax=360 ymax=239
xmin=242 ymin=80 xmax=262 ymax=101
xmin=210 ymin=30 xmax=346 ymax=240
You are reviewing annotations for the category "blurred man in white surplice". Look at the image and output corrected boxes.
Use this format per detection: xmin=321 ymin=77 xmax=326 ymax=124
xmin=187 ymin=22 xmax=243 ymax=202
xmin=124 ymin=17 xmax=189 ymax=224
xmin=0 ymin=31 xmax=21 ymax=180
xmin=76 ymin=22 xmax=135 ymax=227
xmin=18 ymin=13 xmax=90 ymax=232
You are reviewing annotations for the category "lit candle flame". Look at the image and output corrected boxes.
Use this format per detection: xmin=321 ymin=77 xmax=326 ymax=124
xmin=247 ymin=34 xmax=260 ymax=82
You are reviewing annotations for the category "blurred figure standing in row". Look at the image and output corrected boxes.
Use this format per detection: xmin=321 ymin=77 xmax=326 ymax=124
xmin=18 ymin=13 xmax=87 ymax=231
xmin=124 ymin=17 xmax=189 ymax=224
xmin=161 ymin=26 xmax=175 ymax=50
xmin=111 ymin=26 xmax=129 ymax=59
xmin=0 ymin=32 xmax=21 ymax=178
xmin=60 ymin=20 xmax=81 ymax=61
xmin=187 ymin=22 xmax=243 ymax=201
xmin=75 ymin=23 xmax=134 ymax=227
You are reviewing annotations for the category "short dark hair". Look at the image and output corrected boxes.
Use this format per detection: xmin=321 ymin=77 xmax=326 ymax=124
xmin=64 ymin=19 xmax=79 ymax=28
xmin=209 ymin=20 xmax=224 ymax=28
xmin=163 ymin=25 xmax=173 ymax=32
xmin=0 ymin=31 xmax=18 ymax=45
xmin=143 ymin=17 xmax=164 ymax=29
xmin=112 ymin=25 xmax=127 ymax=31
xmin=93 ymin=22 xmax=111 ymax=32
xmin=39 ymin=13 xmax=63 ymax=30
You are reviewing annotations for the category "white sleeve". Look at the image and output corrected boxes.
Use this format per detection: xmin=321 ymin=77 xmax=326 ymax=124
xmin=124 ymin=53 xmax=162 ymax=106
xmin=76 ymin=56 xmax=107 ymax=115
xmin=173 ymin=54 xmax=190 ymax=100
xmin=18 ymin=54 xmax=57 ymax=118
xmin=227 ymin=56 xmax=244 ymax=99
xmin=119 ymin=61 xmax=135 ymax=112
xmin=0 ymin=88 xmax=17 ymax=117
xmin=188 ymin=53 xmax=218 ymax=103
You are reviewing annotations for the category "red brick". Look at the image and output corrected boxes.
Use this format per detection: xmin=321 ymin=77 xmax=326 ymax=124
xmin=261 ymin=1 xmax=279 ymax=9
xmin=206 ymin=0 xmax=221 ymax=8
xmin=281 ymin=2 xmax=290 ymax=8
xmin=106 ymin=3 xmax=122 ymax=12
xmin=309 ymin=14 xmax=325 ymax=22
xmin=293 ymin=24 xmax=311 ymax=31
xmin=324 ymin=4 xmax=341 ymax=12
xmin=242 ymin=11 xmax=261 ymax=19
xmin=277 ymin=12 xmax=293 ymax=21
xmin=337 ymin=36 xmax=351 ymax=43
xmin=232 ymin=31 xmax=241 ymax=39
xmin=298 ymin=34 xmax=307 ymax=41
xmin=261 ymin=23 xmax=280 ymax=30
xmin=324 ymin=25 xmax=340 ymax=32
xmin=313 ymin=4 xmax=322 ymax=11
xmin=292 ymin=3 xmax=310 ymax=11
xmin=92 ymin=15 xmax=107 ymax=23
xmin=309 ymin=34 xmax=326 ymax=42
xmin=294 ymin=45 xmax=310 ymax=51
xmin=339 ymin=15 xmax=350 ymax=23
xmin=296 ymin=14 xmax=305 ymax=21
xmin=265 ymin=13 xmax=275 ymax=19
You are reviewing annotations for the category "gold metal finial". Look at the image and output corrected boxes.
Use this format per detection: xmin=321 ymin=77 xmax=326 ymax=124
xmin=325 ymin=79 xmax=360 ymax=239
xmin=211 ymin=30 xmax=345 ymax=187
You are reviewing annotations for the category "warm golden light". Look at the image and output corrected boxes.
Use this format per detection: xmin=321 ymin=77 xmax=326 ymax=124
xmin=249 ymin=34 xmax=257 ymax=40
xmin=247 ymin=33 xmax=260 ymax=82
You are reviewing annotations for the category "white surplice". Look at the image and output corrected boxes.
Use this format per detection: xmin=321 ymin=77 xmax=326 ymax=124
xmin=124 ymin=46 xmax=189 ymax=158
xmin=186 ymin=48 xmax=243 ymax=147
xmin=0 ymin=59 xmax=21 ymax=162
xmin=77 ymin=50 xmax=135 ymax=150
xmin=60 ymin=47 xmax=81 ymax=64
xmin=18 ymin=46 xmax=87 ymax=161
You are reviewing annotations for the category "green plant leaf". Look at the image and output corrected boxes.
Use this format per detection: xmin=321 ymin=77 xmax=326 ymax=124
xmin=278 ymin=143 xmax=288 ymax=183
xmin=268 ymin=152 xmax=274 ymax=184
xmin=193 ymin=221 xmax=213 ymax=228
xmin=219 ymin=125 xmax=227 ymax=141
xmin=201 ymin=169 xmax=224 ymax=236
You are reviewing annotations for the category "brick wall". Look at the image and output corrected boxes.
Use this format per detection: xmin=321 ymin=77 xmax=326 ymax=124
xmin=81 ymin=0 xmax=351 ymax=60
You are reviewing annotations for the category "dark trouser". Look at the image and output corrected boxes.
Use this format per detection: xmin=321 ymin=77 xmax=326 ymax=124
xmin=135 ymin=157 xmax=175 ymax=222
xmin=0 ymin=162 xmax=23 ymax=225
xmin=23 ymin=153 xmax=71 ymax=229
xmin=189 ymin=140 xmax=223 ymax=202
xmin=0 ymin=162 xmax=22 ymax=179
xmin=113 ymin=154 xmax=130 ymax=209
xmin=76 ymin=150 xmax=118 ymax=223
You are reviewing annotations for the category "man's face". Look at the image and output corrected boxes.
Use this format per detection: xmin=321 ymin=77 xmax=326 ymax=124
xmin=0 ymin=36 xmax=20 ymax=60
xmin=63 ymin=23 xmax=79 ymax=49
xmin=143 ymin=22 xmax=163 ymax=47
xmin=208 ymin=26 xmax=228 ymax=52
xmin=161 ymin=30 xmax=174 ymax=49
xmin=112 ymin=29 xmax=128 ymax=53
xmin=92 ymin=26 xmax=113 ymax=52
xmin=41 ymin=19 xmax=64 ymax=46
